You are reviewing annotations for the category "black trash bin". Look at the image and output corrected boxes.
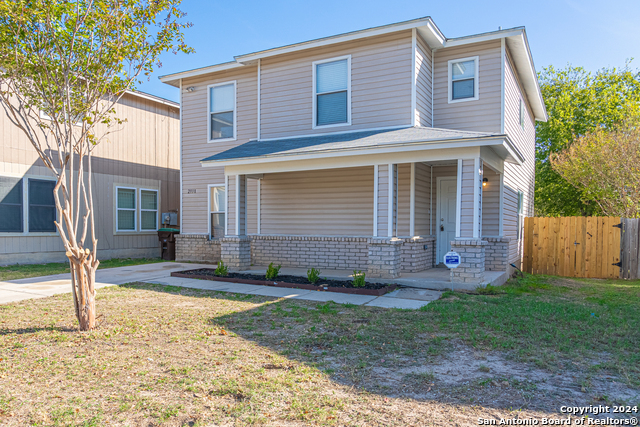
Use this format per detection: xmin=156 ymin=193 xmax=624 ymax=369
xmin=158 ymin=228 xmax=180 ymax=260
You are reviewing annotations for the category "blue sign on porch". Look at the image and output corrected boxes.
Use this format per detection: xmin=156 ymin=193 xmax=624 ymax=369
xmin=444 ymin=251 xmax=461 ymax=269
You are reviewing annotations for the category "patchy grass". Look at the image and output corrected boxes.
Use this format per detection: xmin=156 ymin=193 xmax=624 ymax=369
xmin=0 ymin=257 xmax=165 ymax=281
xmin=426 ymin=274 xmax=640 ymax=384
xmin=0 ymin=275 xmax=637 ymax=425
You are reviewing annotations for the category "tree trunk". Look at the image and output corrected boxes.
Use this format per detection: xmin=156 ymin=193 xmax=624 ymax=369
xmin=70 ymin=257 xmax=97 ymax=331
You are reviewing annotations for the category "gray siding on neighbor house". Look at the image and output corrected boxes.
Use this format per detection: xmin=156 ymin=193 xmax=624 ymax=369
xmin=502 ymin=49 xmax=536 ymax=264
xmin=260 ymin=31 xmax=413 ymax=139
xmin=415 ymin=34 xmax=433 ymax=127
xmin=0 ymin=92 xmax=180 ymax=264
xmin=432 ymin=40 xmax=502 ymax=133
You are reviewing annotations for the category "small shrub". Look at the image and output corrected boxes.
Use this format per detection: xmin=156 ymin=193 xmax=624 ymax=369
xmin=214 ymin=260 xmax=228 ymax=277
xmin=352 ymin=270 xmax=366 ymax=288
xmin=265 ymin=263 xmax=281 ymax=280
xmin=307 ymin=268 xmax=321 ymax=284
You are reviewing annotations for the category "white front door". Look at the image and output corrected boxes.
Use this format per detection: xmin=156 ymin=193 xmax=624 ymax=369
xmin=437 ymin=177 xmax=457 ymax=265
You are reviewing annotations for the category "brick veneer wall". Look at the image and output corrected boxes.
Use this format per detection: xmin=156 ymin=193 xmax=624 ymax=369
xmin=221 ymin=237 xmax=252 ymax=269
xmin=175 ymin=234 xmax=220 ymax=263
xmin=250 ymin=235 xmax=369 ymax=270
xmin=367 ymin=238 xmax=403 ymax=279
xmin=484 ymin=237 xmax=511 ymax=271
xmin=399 ymin=236 xmax=436 ymax=272
xmin=450 ymin=239 xmax=487 ymax=284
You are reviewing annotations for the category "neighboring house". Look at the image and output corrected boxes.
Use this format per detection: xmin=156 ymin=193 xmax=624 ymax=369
xmin=159 ymin=16 xmax=547 ymax=285
xmin=0 ymin=91 xmax=180 ymax=265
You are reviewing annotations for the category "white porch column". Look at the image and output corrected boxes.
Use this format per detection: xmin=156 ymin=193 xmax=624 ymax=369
xmin=235 ymin=174 xmax=247 ymax=236
xmin=373 ymin=164 xmax=397 ymax=237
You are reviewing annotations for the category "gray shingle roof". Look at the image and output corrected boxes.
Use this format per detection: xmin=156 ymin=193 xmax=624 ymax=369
xmin=201 ymin=126 xmax=503 ymax=163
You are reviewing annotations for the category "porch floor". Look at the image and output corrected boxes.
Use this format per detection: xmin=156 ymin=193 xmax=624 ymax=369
xmin=237 ymin=266 xmax=509 ymax=291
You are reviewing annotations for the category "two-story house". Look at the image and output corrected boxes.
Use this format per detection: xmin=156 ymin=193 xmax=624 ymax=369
xmin=0 ymin=91 xmax=180 ymax=265
xmin=160 ymin=16 xmax=547 ymax=286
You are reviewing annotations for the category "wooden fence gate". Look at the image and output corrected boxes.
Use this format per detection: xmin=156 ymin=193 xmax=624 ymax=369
xmin=523 ymin=217 xmax=621 ymax=278
xmin=621 ymin=218 xmax=640 ymax=279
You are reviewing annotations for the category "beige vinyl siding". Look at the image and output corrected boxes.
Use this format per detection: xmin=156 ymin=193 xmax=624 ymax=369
xmin=502 ymin=49 xmax=536 ymax=264
xmin=260 ymin=167 xmax=374 ymax=236
xmin=247 ymin=179 xmax=258 ymax=234
xmin=481 ymin=165 xmax=501 ymax=237
xmin=396 ymin=163 xmax=411 ymax=236
xmin=432 ymin=40 xmax=502 ymax=132
xmin=459 ymin=160 xmax=475 ymax=238
xmin=180 ymin=66 xmax=258 ymax=234
xmin=0 ymin=92 xmax=180 ymax=263
xmin=415 ymin=34 xmax=433 ymax=127
xmin=260 ymin=31 xmax=413 ymax=139
xmin=414 ymin=162 xmax=431 ymax=236
xmin=376 ymin=164 xmax=389 ymax=237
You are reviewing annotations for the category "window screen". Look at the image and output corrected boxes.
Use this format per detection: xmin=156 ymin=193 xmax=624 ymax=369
xmin=117 ymin=188 xmax=136 ymax=231
xmin=209 ymin=83 xmax=235 ymax=140
xmin=316 ymin=59 xmax=349 ymax=126
xmin=451 ymin=59 xmax=476 ymax=100
xmin=0 ymin=177 xmax=23 ymax=233
xmin=28 ymin=179 xmax=56 ymax=232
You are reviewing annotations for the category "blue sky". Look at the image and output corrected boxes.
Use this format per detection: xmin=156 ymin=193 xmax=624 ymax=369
xmin=139 ymin=0 xmax=640 ymax=102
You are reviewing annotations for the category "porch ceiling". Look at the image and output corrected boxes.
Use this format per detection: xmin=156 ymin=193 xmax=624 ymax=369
xmin=200 ymin=126 xmax=525 ymax=168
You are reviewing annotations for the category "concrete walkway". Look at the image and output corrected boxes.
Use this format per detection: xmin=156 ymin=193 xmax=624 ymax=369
xmin=0 ymin=262 xmax=442 ymax=309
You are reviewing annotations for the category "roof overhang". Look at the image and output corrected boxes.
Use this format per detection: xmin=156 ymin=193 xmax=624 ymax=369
xmin=201 ymin=135 xmax=524 ymax=175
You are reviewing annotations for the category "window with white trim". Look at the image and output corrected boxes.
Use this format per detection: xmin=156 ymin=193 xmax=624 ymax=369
xmin=520 ymin=98 xmax=525 ymax=130
xmin=0 ymin=177 xmax=23 ymax=233
xmin=517 ymin=190 xmax=524 ymax=240
xmin=208 ymin=82 xmax=235 ymax=141
xmin=448 ymin=57 xmax=479 ymax=102
xmin=116 ymin=187 xmax=136 ymax=231
xmin=140 ymin=189 xmax=158 ymax=231
xmin=314 ymin=57 xmax=350 ymax=127
xmin=28 ymin=179 xmax=56 ymax=232
xmin=209 ymin=186 xmax=226 ymax=238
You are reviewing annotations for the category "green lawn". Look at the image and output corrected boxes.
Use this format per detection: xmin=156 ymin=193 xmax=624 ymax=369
xmin=0 ymin=257 xmax=166 ymax=281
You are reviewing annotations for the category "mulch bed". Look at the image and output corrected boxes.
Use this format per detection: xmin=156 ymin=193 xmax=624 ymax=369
xmin=171 ymin=269 xmax=398 ymax=296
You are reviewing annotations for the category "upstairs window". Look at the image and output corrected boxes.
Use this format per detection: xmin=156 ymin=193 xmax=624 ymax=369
xmin=520 ymin=98 xmax=526 ymax=130
xmin=313 ymin=56 xmax=350 ymax=127
xmin=28 ymin=179 xmax=56 ymax=232
xmin=448 ymin=56 xmax=479 ymax=103
xmin=208 ymin=81 xmax=236 ymax=141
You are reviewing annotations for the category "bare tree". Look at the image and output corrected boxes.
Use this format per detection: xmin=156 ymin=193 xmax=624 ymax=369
xmin=0 ymin=0 xmax=192 ymax=330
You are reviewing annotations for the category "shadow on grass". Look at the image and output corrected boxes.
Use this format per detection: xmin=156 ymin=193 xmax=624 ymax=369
xmin=0 ymin=325 xmax=76 ymax=336
xmin=116 ymin=279 xmax=640 ymax=413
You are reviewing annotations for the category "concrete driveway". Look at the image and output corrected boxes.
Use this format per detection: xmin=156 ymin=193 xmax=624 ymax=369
xmin=0 ymin=262 xmax=441 ymax=309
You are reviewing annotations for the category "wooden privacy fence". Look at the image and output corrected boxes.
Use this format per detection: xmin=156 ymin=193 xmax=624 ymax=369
xmin=621 ymin=218 xmax=640 ymax=279
xmin=523 ymin=217 xmax=621 ymax=279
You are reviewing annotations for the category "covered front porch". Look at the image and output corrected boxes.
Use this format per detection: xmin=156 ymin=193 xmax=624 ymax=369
xmin=195 ymin=127 xmax=522 ymax=286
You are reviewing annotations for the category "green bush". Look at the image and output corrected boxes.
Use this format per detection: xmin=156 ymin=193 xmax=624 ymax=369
xmin=265 ymin=263 xmax=281 ymax=280
xmin=214 ymin=260 xmax=228 ymax=277
xmin=352 ymin=270 xmax=366 ymax=288
xmin=307 ymin=268 xmax=321 ymax=284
